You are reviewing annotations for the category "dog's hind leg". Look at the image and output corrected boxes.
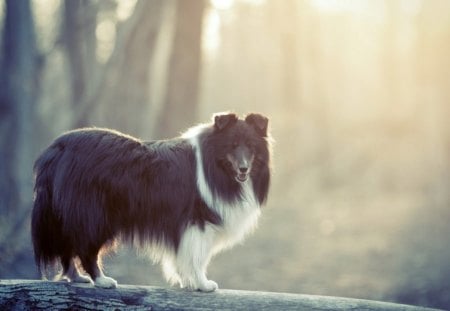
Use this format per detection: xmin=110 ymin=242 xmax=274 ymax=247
xmin=79 ymin=248 xmax=117 ymax=289
xmin=64 ymin=258 xmax=92 ymax=283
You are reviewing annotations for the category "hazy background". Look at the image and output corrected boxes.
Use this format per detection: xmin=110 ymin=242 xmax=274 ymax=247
xmin=1 ymin=0 xmax=449 ymax=309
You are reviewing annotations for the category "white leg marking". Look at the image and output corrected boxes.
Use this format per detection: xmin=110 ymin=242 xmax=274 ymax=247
xmin=94 ymin=271 xmax=118 ymax=289
xmin=162 ymin=257 xmax=182 ymax=286
xmin=94 ymin=275 xmax=118 ymax=289
xmin=176 ymin=225 xmax=218 ymax=292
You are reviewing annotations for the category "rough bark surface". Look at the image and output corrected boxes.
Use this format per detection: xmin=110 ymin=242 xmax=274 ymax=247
xmin=0 ymin=280 xmax=439 ymax=311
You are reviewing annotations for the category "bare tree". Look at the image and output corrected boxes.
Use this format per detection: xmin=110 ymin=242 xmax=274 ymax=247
xmin=73 ymin=0 xmax=166 ymax=136
xmin=155 ymin=0 xmax=206 ymax=139
xmin=0 ymin=0 xmax=40 ymax=275
xmin=62 ymin=0 xmax=98 ymax=126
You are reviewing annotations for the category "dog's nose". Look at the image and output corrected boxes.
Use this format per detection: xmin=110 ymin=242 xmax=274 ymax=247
xmin=239 ymin=167 xmax=248 ymax=174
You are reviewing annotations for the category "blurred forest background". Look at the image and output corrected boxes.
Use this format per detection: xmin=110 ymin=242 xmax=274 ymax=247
xmin=1 ymin=0 xmax=449 ymax=309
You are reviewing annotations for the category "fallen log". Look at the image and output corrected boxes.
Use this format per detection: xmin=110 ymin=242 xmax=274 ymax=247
xmin=0 ymin=279 xmax=440 ymax=310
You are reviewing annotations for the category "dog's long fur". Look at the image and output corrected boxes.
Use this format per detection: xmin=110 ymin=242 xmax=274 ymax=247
xmin=32 ymin=113 xmax=271 ymax=291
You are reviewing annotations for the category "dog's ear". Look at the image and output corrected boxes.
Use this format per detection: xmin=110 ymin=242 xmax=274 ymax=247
xmin=214 ymin=113 xmax=238 ymax=131
xmin=245 ymin=113 xmax=269 ymax=137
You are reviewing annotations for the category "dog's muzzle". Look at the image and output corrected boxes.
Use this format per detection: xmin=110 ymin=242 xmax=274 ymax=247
xmin=236 ymin=167 xmax=249 ymax=182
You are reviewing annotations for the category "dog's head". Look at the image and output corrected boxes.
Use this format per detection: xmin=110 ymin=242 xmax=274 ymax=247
xmin=212 ymin=112 xmax=269 ymax=183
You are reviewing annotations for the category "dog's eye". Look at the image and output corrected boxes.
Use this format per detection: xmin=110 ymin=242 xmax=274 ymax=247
xmin=219 ymin=158 xmax=232 ymax=168
xmin=221 ymin=161 xmax=232 ymax=171
xmin=246 ymin=140 xmax=256 ymax=149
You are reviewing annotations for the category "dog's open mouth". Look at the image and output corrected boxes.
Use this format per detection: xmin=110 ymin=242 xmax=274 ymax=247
xmin=236 ymin=173 xmax=248 ymax=182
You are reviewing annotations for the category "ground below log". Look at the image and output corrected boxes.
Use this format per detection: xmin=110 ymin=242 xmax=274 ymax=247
xmin=0 ymin=280 xmax=441 ymax=310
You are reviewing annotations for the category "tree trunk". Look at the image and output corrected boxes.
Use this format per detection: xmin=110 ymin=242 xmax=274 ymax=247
xmin=155 ymin=0 xmax=205 ymax=139
xmin=0 ymin=0 xmax=39 ymax=275
xmin=72 ymin=0 xmax=165 ymax=136
xmin=0 ymin=0 xmax=38 ymax=212
xmin=62 ymin=0 xmax=98 ymax=126
xmin=92 ymin=0 xmax=165 ymax=136
xmin=0 ymin=280 xmax=433 ymax=311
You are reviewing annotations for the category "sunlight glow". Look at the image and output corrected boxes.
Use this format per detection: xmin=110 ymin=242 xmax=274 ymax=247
xmin=244 ymin=0 xmax=266 ymax=6
xmin=205 ymin=0 xmax=267 ymax=58
xmin=32 ymin=0 xmax=60 ymax=51
xmin=210 ymin=0 xmax=265 ymax=10
xmin=96 ymin=19 xmax=116 ymax=63
xmin=400 ymin=0 xmax=422 ymax=16
xmin=116 ymin=0 xmax=137 ymax=21
xmin=312 ymin=0 xmax=422 ymax=16
xmin=203 ymin=9 xmax=221 ymax=56
xmin=311 ymin=0 xmax=372 ymax=13
xmin=211 ymin=0 xmax=234 ymax=10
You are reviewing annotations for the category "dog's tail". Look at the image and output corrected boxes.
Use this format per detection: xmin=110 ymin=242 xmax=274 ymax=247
xmin=31 ymin=145 xmax=64 ymax=278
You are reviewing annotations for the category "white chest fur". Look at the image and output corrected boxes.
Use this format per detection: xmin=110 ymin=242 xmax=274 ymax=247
xmin=185 ymin=129 xmax=261 ymax=253
xmin=209 ymin=180 xmax=261 ymax=253
xmin=166 ymin=123 xmax=264 ymax=291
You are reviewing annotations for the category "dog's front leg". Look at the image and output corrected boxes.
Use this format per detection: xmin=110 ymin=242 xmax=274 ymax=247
xmin=176 ymin=225 xmax=218 ymax=292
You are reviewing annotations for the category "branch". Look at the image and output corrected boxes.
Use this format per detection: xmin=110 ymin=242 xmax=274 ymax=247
xmin=0 ymin=280 xmax=438 ymax=310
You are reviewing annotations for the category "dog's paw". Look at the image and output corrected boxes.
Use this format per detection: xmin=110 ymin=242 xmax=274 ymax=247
xmin=94 ymin=276 xmax=118 ymax=289
xmin=198 ymin=280 xmax=218 ymax=292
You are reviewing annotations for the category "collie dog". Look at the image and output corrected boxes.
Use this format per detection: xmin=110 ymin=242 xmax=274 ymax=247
xmin=32 ymin=113 xmax=271 ymax=291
